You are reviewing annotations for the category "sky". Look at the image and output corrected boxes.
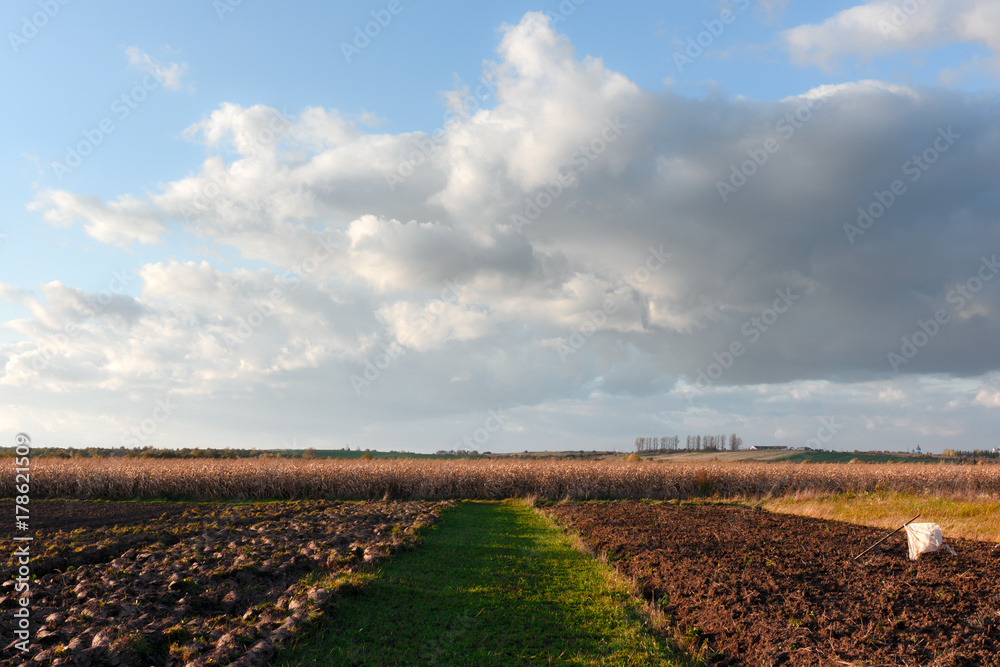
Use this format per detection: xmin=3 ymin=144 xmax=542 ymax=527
xmin=2 ymin=0 xmax=999 ymax=454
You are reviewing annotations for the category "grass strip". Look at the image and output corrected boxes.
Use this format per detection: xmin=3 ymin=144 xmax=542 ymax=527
xmin=761 ymin=491 xmax=1000 ymax=542
xmin=276 ymin=500 xmax=696 ymax=666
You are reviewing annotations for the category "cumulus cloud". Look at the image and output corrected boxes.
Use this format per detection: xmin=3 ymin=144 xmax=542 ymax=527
xmin=9 ymin=12 xmax=1000 ymax=451
xmin=1 ymin=261 xmax=374 ymax=394
xmin=784 ymin=0 xmax=1000 ymax=75
xmin=22 ymin=14 xmax=1000 ymax=387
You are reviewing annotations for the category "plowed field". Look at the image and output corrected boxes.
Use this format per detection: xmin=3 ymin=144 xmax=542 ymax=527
xmin=544 ymin=501 xmax=1000 ymax=667
xmin=2 ymin=499 xmax=453 ymax=666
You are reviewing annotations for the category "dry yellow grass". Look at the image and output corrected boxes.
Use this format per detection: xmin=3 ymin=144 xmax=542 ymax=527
xmin=5 ymin=457 xmax=1000 ymax=503
xmin=761 ymin=490 xmax=1000 ymax=543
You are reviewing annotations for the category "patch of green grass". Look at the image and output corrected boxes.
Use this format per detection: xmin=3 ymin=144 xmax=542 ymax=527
xmin=775 ymin=451 xmax=937 ymax=464
xmin=126 ymin=631 xmax=168 ymax=663
xmin=276 ymin=501 xmax=697 ymax=666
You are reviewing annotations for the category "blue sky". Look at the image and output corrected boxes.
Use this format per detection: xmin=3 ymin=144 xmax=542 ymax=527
xmin=3 ymin=0 xmax=1000 ymax=453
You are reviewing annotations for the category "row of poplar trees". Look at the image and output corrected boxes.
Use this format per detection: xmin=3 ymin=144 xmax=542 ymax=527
xmin=634 ymin=434 xmax=743 ymax=452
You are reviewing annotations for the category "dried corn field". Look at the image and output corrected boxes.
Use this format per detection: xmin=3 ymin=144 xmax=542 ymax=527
xmin=6 ymin=458 xmax=1000 ymax=501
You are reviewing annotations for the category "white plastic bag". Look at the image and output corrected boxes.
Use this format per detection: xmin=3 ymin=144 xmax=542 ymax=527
xmin=904 ymin=522 xmax=957 ymax=560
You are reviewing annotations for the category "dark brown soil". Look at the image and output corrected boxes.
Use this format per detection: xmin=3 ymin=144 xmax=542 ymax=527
xmin=1 ymin=499 xmax=191 ymax=534
xmin=1 ymin=498 xmax=454 ymax=666
xmin=544 ymin=501 xmax=1000 ymax=667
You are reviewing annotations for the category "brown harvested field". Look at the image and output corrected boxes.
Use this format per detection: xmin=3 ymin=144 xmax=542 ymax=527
xmin=5 ymin=458 xmax=1000 ymax=501
xmin=0 ymin=498 xmax=453 ymax=666
xmin=0 ymin=498 xmax=194 ymax=533
xmin=543 ymin=501 xmax=1000 ymax=667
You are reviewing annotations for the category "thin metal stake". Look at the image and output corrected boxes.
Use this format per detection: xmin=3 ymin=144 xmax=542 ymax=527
xmin=853 ymin=513 xmax=920 ymax=561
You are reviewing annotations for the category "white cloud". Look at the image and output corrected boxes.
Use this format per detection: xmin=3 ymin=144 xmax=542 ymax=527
xmin=2 ymin=260 xmax=372 ymax=394
xmin=125 ymin=46 xmax=192 ymax=92
xmin=377 ymin=300 xmax=497 ymax=352
xmin=974 ymin=376 xmax=1000 ymax=408
xmin=784 ymin=0 xmax=1000 ymax=74
xmin=27 ymin=190 xmax=167 ymax=246
xmin=182 ymin=102 xmax=293 ymax=155
xmin=975 ymin=389 xmax=1000 ymax=407
xmin=0 ymin=284 xmax=30 ymax=302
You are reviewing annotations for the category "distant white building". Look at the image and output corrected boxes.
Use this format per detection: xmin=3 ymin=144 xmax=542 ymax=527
xmin=914 ymin=445 xmax=921 ymax=454
xmin=749 ymin=445 xmax=788 ymax=450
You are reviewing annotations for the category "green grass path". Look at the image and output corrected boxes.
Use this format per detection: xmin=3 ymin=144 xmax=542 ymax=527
xmin=276 ymin=501 xmax=694 ymax=666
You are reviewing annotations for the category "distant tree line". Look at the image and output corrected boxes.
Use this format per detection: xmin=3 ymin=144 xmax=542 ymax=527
xmin=0 ymin=446 xmax=307 ymax=459
xmin=634 ymin=436 xmax=680 ymax=452
xmin=942 ymin=449 xmax=999 ymax=460
xmin=635 ymin=434 xmax=743 ymax=453
xmin=0 ymin=445 xmax=465 ymax=460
